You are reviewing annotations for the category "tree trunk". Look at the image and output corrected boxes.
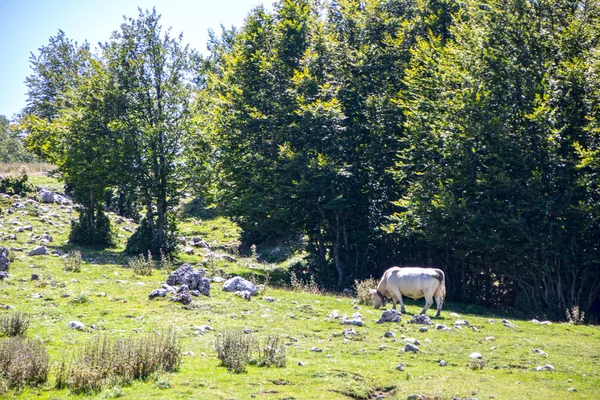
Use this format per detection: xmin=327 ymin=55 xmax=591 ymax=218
xmin=88 ymin=188 xmax=95 ymax=235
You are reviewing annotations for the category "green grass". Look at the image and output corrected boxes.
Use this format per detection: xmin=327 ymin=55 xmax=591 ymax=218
xmin=0 ymin=179 xmax=599 ymax=399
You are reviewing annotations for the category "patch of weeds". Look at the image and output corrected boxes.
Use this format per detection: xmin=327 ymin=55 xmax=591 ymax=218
xmin=55 ymin=327 xmax=181 ymax=394
xmin=129 ymin=252 xmax=155 ymax=276
xmin=258 ymin=334 xmax=286 ymax=368
xmin=69 ymin=293 xmax=89 ymax=305
xmin=153 ymin=375 xmax=172 ymax=389
xmin=566 ymin=305 xmax=585 ymax=325
xmin=215 ymin=331 xmax=255 ymax=373
xmin=63 ymin=250 xmax=82 ymax=273
xmin=0 ymin=338 xmax=49 ymax=391
xmin=159 ymin=249 xmax=174 ymax=271
xmin=353 ymin=278 xmax=378 ymax=305
xmin=289 ymin=271 xmax=320 ymax=294
xmin=100 ymin=386 xmax=125 ymax=398
xmin=0 ymin=312 xmax=30 ymax=337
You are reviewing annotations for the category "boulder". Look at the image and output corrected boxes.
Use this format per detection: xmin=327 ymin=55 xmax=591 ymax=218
xmin=469 ymin=352 xmax=483 ymax=359
xmin=0 ymin=247 xmax=9 ymax=272
xmin=171 ymin=285 xmax=192 ymax=305
xmin=222 ymin=276 xmax=258 ymax=296
xmin=27 ymin=246 xmax=48 ymax=256
xmin=404 ymin=343 xmax=419 ymax=353
xmin=377 ymin=309 xmax=401 ymax=324
xmin=408 ymin=314 xmax=432 ymax=325
xmin=68 ymin=321 xmax=85 ymax=330
xmin=149 ymin=289 xmax=167 ymax=299
xmin=166 ymin=264 xmax=210 ymax=295
xmin=39 ymin=189 xmax=55 ymax=204
xmin=234 ymin=290 xmax=252 ymax=301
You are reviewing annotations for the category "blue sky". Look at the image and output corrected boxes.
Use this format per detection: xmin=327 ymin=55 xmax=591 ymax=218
xmin=0 ymin=0 xmax=270 ymax=119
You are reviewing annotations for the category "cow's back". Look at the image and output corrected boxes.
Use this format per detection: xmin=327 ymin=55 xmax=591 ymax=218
xmin=385 ymin=267 xmax=442 ymax=300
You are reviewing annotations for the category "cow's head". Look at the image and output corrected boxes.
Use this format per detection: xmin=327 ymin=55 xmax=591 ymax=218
xmin=370 ymin=289 xmax=386 ymax=309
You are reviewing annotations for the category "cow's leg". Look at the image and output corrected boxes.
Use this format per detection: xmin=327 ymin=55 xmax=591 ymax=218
xmin=434 ymin=291 xmax=443 ymax=317
xmin=420 ymin=295 xmax=434 ymax=315
xmin=389 ymin=287 xmax=405 ymax=313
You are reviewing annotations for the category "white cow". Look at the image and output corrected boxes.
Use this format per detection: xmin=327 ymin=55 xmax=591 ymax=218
xmin=371 ymin=267 xmax=446 ymax=317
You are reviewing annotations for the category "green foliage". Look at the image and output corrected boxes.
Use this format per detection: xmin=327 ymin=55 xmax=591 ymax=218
xmin=69 ymin=209 xmax=115 ymax=247
xmin=0 ymin=174 xmax=36 ymax=196
xmin=354 ymin=278 xmax=378 ymax=306
xmin=0 ymin=116 xmax=37 ymax=163
xmin=125 ymin=217 xmax=177 ymax=256
xmin=128 ymin=252 xmax=155 ymax=276
xmin=63 ymin=250 xmax=82 ymax=272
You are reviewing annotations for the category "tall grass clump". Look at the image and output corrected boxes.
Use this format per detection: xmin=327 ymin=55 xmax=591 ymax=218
xmin=0 ymin=338 xmax=49 ymax=391
xmin=289 ymin=271 xmax=320 ymax=294
xmin=0 ymin=312 xmax=30 ymax=337
xmin=354 ymin=277 xmax=378 ymax=305
xmin=129 ymin=252 xmax=155 ymax=276
xmin=215 ymin=331 xmax=254 ymax=373
xmin=63 ymin=250 xmax=82 ymax=272
xmin=257 ymin=334 xmax=286 ymax=368
xmin=55 ymin=327 xmax=181 ymax=394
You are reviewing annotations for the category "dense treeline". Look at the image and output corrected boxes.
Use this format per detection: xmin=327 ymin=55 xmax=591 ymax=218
xmin=20 ymin=0 xmax=600 ymax=320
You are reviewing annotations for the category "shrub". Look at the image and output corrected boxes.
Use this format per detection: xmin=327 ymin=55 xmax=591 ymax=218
xmin=129 ymin=252 xmax=155 ymax=276
xmin=0 ymin=338 xmax=49 ymax=390
xmin=567 ymin=306 xmax=585 ymax=325
xmin=125 ymin=217 xmax=177 ymax=257
xmin=69 ymin=293 xmax=89 ymax=305
xmin=0 ymin=175 xmax=36 ymax=196
xmin=354 ymin=277 xmax=378 ymax=305
xmin=0 ymin=312 xmax=30 ymax=337
xmin=257 ymin=334 xmax=286 ymax=368
xmin=215 ymin=331 xmax=254 ymax=373
xmin=63 ymin=250 xmax=82 ymax=272
xmin=290 ymin=271 xmax=320 ymax=294
xmin=69 ymin=210 xmax=115 ymax=247
xmin=55 ymin=327 xmax=181 ymax=393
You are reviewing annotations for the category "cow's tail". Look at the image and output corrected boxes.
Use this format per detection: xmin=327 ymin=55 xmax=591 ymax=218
xmin=434 ymin=269 xmax=446 ymax=302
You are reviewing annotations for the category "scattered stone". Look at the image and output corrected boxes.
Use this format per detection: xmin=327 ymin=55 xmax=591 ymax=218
xmin=533 ymin=348 xmax=548 ymax=357
xmin=162 ymin=284 xmax=176 ymax=293
xmin=191 ymin=236 xmax=210 ymax=248
xmin=568 ymin=388 xmax=576 ymax=392
xmin=343 ymin=327 xmax=357 ymax=336
xmin=540 ymin=321 xmax=552 ymax=325
xmin=488 ymin=319 xmax=495 ymax=324
xmin=502 ymin=319 xmax=516 ymax=328
xmin=342 ymin=318 xmax=363 ymax=326
xmin=404 ymin=343 xmax=419 ymax=353
xmin=435 ymin=324 xmax=450 ymax=331
xmin=31 ymin=273 xmax=39 ymax=281
xmin=454 ymin=319 xmax=469 ymax=326
xmin=31 ymin=293 xmax=44 ymax=299
xmin=149 ymin=289 xmax=167 ymax=299
xmin=396 ymin=364 xmax=405 ymax=371
xmin=408 ymin=314 xmax=432 ymax=325
xmin=567 ymin=379 xmax=573 ymax=383
xmin=190 ymin=290 xmax=200 ymax=296
xmin=166 ymin=264 xmax=210 ymax=296
xmin=384 ymin=331 xmax=395 ymax=338
xmin=377 ymin=309 xmax=401 ymax=324
xmin=536 ymin=364 xmax=555 ymax=371
xmin=222 ymin=276 xmax=258 ymax=296
xmin=263 ymin=296 xmax=274 ymax=303
xmin=407 ymin=394 xmax=425 ymax=400
xmin=353 ymin=305 xmax=360 ymax=310
xmin=221 ymin=254 xmax=237 ymax=263
xmin=419 ymin=327 xmax=428 ymax=333
xmin=183 ymin=247 xmax=194 ymax=255
xmin=329 ymin=310 xmax=340 ymax=319
xmin=469 ymin=352 xmax=483 ymax=359
xmin=0 ymin=247 xmax=10 ymax=272
xmin=68 ymin=321 xmax=85 ymax=330
xmin=27 ymin=246 xmax=47 ymax=256
xmin=298 ymin=361 xmax=305 ymax=366
xmin=0 ymin=272 xmax=9 ymax=280
xmin=485 ymin=336 xmax=495 ymax=342
xmin=235 ymin=290 xmax=252 ymax=301
xmin=440 ymin=360 xmax=447 ymax=366
xmin=403 ymin=338 xmax=420 ymax=345
xmin=310 ymin=346 xmax=323 ymax=352
xmin=171 ymin=285 xmax=192 ymax=305
xmin=530 ymin=319 xmax=540 ymax=324
xmin=449 ymin=312 xmax=461 ymax=317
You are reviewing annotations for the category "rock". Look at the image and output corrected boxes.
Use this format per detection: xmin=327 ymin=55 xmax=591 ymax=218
xmin=171 ymin=285 xmax=192 ymax=305
xmin=68 ymin=321 xmax=85 ymax=330
xmin=435 ymin=324 xmax=450 ymax=330
xmin=384 ymin=331 xmax=395 ymax=338
xmin=343 ymin=327 xmax=357 ymax=336
xmin=221 ymin=254 xmax=237 ymax=262
xmin=408 ymin=314 xmax=432 ymax=325
xmin=190 ymin=290 xmax=200 ymax=296
xmin=536 ymin=364 xmax=555 ymax=371
xmin=183 ymin=247 xmax=194 ymax=255
xmin=342 ymin=318 xmax=363 ymax=326
xmin=0 ymin=247 xmax=10 ymax=271
xmin=449 ymin=312 xmax=461 ymax=317
xmin=191 ymin=236 xmax=210 ymax=248
xmin=298 ymin=361 xmax=305 ymax=366
xmin=404 ymin=343 xmax=419 ymax=353
xmin=166 ymin=264 xmax=210 ymax=295
xmin=310 ymin=346 xmax=322 ymax=352
xmin=454 ymin=319 xmax=469 ymax=326
xmin=377 ymin=309 xmax=401 ymax=324
xmin=27 ymin=246 xmax=47 ymax=256
xmin=162 ymin=284 xmax=176 ymax=293
xmin=176 ymin=236 xmax=186 ymax=245
xmin=222 ymin=276 xmax=258 ymax=296
xmin=234 ymin=290 xmax=252 ymax=301
xmin=530 ymin=319 xmax=540 ymax=324
xmin=440 ymin=360 xmax=447 ymax=366
xmin=149 ymin=289 xmax=167 ymax=299
xmin=485 ymin=336 xmax=495 ymax=342
xmin=419 ymin=327 xmax=428 ymax=333
xmin=568 ymin=388 xmax=576 ymax=392
xmin=396 ymin=364 xmax=405 ymax=371
xmin=469 ymin=352 xmax=483 ymax=359
xmin=407 ymin=394 xmax=425 ymax=400
xmin=533 ymin=348 xmax=548 ymax=357
xmin=39 ymin=189 xmax=55 ymax=203
xmin=23 ymin=225 xmax=33 ymax=231
xmin=329 ymin=310 xmax=340 ymax=319
xmin=540 ymin=320 xmax=552 ymax=325
xmin=263 ymin=296 xmax=274 ymax=303
xmin=31 ymin=273 xmax=39 ymax=281
xmin=403 ymin=338 xmax=420 ymax=345
xmin=0 ymin=272 xmax=9 ymax=280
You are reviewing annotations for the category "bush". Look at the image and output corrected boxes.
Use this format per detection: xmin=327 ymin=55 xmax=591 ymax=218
xmin=0 ymin=338 xmax=49 ymax=390
xmin=257 ymin=334 xmax=286 ymax=368
xmin=0 ymin=312 xmax=30 ymax=337
xmin=0 ymin=175 xmax=36 ymax=196
xmin=125 ymin=217 xmax=178 ymax=257
xmin=567 ymin=306 xmax=585 ymax=325
xmin=55 ymin=327 xmax=181 ymax=394
xmin=289 ymin=271 xmax=320 ymax=294
xmin=128 ymin=252 xmax=155 ymax=276
xmin=215 ymin=331 xmax=254 ymax=373
xmin=69 ymin=210 xmax=115 ymax=247
xmin=63 ymin=250 xmax=82 ymax=272
xmin=354 ymin=278 xmax=378 ymax=305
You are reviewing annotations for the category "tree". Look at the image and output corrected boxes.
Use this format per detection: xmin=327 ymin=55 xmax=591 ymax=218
xmin=0 ymin=115 xmax=37 ymax=163
xmin=102 ymin=8 xmax=195 ymax=255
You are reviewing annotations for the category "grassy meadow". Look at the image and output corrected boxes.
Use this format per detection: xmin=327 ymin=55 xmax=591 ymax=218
xmin=0 ymin=174 xmax=598 ymax=399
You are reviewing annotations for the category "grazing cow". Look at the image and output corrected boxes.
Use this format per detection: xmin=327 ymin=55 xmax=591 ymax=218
xmin=371 ymin=267 xmax=446 ymax=317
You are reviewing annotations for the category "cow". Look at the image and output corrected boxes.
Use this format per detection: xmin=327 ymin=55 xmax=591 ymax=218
xmin=371 ymin=267 xmax=446 ymax=317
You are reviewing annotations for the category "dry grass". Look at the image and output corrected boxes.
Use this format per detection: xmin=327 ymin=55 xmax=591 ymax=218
xmin=129 ymin=252 xmax=155 ymax=276
xmin=257 ymin=334 xmax=286 ymax=368
xmin=215 ymin=331 xmax=255 ymax=373
xmin=354 ymin=277 xmax=378 ymax=305
xmin=0 ymin=163 xmax=54 ymax=176
xmin=0 ymin=312 xmax=30 ymax=337
xmin=63 ymin=250 xmax=83 ymax=272
xmin=56 ymin=327 xmax=181 ymax=393
xmin=0 ymin=338 xmax=49 ymax=391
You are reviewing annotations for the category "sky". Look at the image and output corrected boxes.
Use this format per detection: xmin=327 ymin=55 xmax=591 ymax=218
xmin=0 ymin=0 xmax=271 ymax=119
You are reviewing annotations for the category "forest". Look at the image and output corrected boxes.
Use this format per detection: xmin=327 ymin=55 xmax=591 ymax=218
xmin=5 ymin=0 xmax=600 ymax=321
